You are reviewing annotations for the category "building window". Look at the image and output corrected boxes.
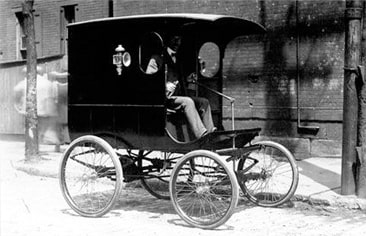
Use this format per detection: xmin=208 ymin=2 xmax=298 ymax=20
xmin=60 ymin=5 xmax=77 ymax=55
xmin=15 ymin=11 xmax=43 ymax=60
xmin=15 ymin=11 xmax=26 ymax=59
xmin=108 ymin=0 xmax=114 ymax=17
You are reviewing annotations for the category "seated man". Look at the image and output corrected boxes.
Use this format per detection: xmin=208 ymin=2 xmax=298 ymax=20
xmin=146 ymin=35 xmax=215 ymax=138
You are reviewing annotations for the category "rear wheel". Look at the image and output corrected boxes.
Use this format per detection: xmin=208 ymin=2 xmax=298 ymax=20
xmin=140 ymin=152 xmax=182 ymax=200
xmin=59 ymin=135 xmax=123 ymax=217
xmin=237 ymin=141 xmax=299 ymax=207
xmin=170 ymin=150 xmax=238 ymax=229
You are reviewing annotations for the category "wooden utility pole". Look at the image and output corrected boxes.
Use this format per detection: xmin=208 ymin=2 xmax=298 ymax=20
xmin=357 ymin=0 xmax=366 ymax=197
xmin=342 ymin=0 xmax=362 ymax=195
xmin=22 ymin=0 xmax=39 ymax=161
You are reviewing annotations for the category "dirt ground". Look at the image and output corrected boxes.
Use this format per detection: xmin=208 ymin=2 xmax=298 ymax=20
xmin=1 ymin=169 xmax=366 ymax=236
xmin=1 ymin=140 xmax=366 ymax=235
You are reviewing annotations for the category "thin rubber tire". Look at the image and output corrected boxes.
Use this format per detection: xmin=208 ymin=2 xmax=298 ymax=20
xmin=59 ymin=135 xmax=123 ymax=217
xmin=170 ymin=150 xmax=238 ymax=229
xmin=237 ymin=141 xmax=299 ymax=207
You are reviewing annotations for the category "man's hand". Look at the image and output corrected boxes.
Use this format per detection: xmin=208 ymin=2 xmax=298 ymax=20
xmin=166 ymin=81 xmax=178 ymax=97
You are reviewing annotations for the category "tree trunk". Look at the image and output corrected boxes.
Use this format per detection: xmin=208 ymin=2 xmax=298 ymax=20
xmin=342 ymin=0 xmax=362 ymax=195
xmin=357 ymin=0 xmax=366 ymax=198
xmin=22 ymin=0 xmax=39 ymax=162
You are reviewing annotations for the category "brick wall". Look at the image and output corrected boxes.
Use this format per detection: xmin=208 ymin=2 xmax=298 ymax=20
xmin=222 ymin=0 xmax=345 ymax=158
xmin=223 ymin=1 xmax=344 ymax=136
xmin=0 ymin=0 xmax=19 ymax=61
xmin=0 ymin=0 xmax=109 ymax=62
xmin=114 ymin=0 xmax=258 ymax=19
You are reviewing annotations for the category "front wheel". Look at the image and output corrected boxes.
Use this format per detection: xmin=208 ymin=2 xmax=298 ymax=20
xmin=170 ymin=150 xmax=239 ymax=229
xmin=237 ymin=141 xmax=299 ymax=207
xmin=59 ymin=135 xmax=123 ymax=217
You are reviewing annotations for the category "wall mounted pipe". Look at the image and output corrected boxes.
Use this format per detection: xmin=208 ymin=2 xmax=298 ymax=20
xmin=295 ymin=0 xmax=320 ymax=134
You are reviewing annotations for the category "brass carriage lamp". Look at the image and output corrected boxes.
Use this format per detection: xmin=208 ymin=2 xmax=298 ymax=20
xmin=113 ymin=44 xmax=131 ymax=76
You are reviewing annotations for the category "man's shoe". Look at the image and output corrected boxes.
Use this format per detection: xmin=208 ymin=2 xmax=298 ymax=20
xmin=200 ymin=130 xmax=209 ymax=138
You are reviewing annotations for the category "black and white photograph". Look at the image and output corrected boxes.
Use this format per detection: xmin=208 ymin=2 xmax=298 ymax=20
xmin=1 ymin=0 xmax=366 ymax=235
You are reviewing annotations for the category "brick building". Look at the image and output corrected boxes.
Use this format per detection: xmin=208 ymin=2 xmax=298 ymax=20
xmin=0 ymin=0 xmax=345 ymax=158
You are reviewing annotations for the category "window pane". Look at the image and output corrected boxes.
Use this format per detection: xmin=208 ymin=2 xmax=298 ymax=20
xmin=198 ymin=42 xmax=220 ymax=78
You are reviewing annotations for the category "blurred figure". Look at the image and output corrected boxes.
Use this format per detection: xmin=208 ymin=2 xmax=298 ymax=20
xmin=14 ymin=63 xmax=69 ymax=151
xmin=48 ymin=67 xmax=69 ymax=151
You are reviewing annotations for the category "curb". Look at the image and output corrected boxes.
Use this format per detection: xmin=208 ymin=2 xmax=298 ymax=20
xmin=13 ymin=161 xmax=59 ymax=179
xmin=293 ymin=193 xmax=366 ymax=210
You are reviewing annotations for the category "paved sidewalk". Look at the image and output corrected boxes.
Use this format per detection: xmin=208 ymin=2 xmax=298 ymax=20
xmin=2 ymin=135 xmax=366 ymax=210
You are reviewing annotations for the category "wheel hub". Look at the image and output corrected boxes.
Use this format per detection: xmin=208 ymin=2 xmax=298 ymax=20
xmin=196 ymin=185 xmax=210 ymax=195
xmin=260 ymin=168 xmax=272 ymax=180
xmin=82 ymin=172 xmax=98 ymax=181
